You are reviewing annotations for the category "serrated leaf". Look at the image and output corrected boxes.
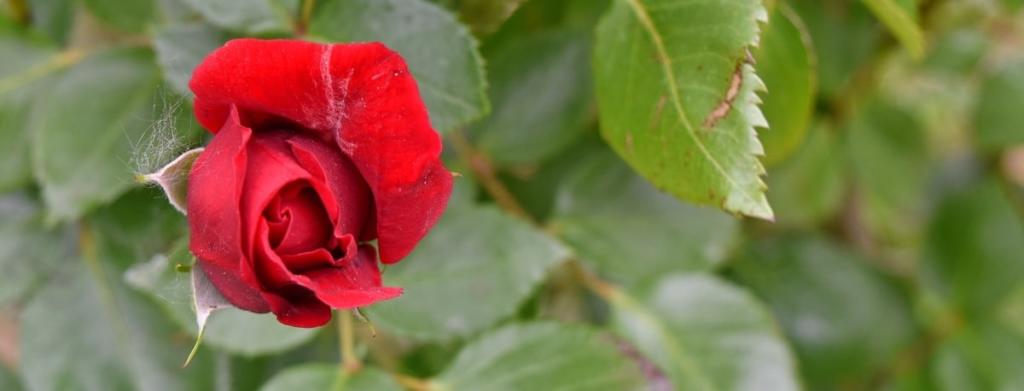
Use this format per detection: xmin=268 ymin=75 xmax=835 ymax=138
xmin=124 ymin=240 xmax=319 ymax=357
xmin=605 ymin=273 xmax=799 ymax=390
xmin=368 ymin=204 xmax=567 ymax=340
xmin=32 ymin=48 xmax=163 ymax=223
xmin=153 ymin=23 xmax=228 ymax=97
xmin=593 ymin=0 xmax=773 ymax=219
xmin=551 ymin=148 xmax=739 ymax=293
xmin=139 ymin=147 xmax=203 ymax=214
xmin=0 ymin=195 xmax=71 ymax=307
xmin=755 ymin=5 xmax=816 ymax=165
xmin=178 ymin=0 xmax=291 ymax=34
xmin=470 ymin=30 xmax=593 ymax=165
xmin=259 ymin=365 xmax=401 ymax=391
xmin=82 ymin=0 xmax=154 ymax=33
xmin=974 ymin=59 xmax=1024 ymax=152
xmin=732 ymin=236 xmax=916 ymax=387
xmin=434 ymin=322 xmax=646 ymax=390
xmin=861 ymin=0 xmax=924 ymax=59
xmin=310 ymin=0 xmax=489 ymax=133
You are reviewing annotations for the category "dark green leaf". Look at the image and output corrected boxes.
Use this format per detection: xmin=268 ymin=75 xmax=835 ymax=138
xmin=551 ymin=149 xmax=739 ymax=293
xmin=0 ymin=195 xmax=70 ymax=307
xmin=457 ymin=0 xmax=528 ymax=35
xmin=433 ymin=322 xmax=646 ymax=390
xmin=32 ymin=48 xmax=162 ymax=222
xmin=930 ymin=323 xmax=1024 ymax=390
xmin=732 ymin=236 xmax=916 ymax=387
xmin=756 ymin=5 xmax=816 ymax=165
xmin=470 ymin=30 xmax=592 ymax=165
xmin=922 ymin=178 xmax=1024 ymax=318
xmin=260 ymin=365 xmax=401 ymax=391
xmin=606 ymin=273 xmax=800 ymax=390
xmin=82 ymin=0 xmax=154 ymax=33
xmin=789 ymin=0 xmax=880 ymax=99
xmin=27 ymin=0 xmax=74 ymax=45
xmin=765 ymin=123 xmax=845 ymax=228
xmin=179 ymin=0 xmax=291 ymax=34
xmin=593 ymin=0 xmax=773 ymax=219
xmin=310 ymin=0 xmax=489 ymax=133
xmin=369 ymin=204 xmax=567 ymax=340
xmin=973 ymin=59 xmax=1024 ymax=152
xmin=153 ymin=23 xmax=228 ymax=97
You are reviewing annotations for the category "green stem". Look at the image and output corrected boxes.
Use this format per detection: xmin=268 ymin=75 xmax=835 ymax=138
xmin=338 ymin=310 xmax=361 ymax=374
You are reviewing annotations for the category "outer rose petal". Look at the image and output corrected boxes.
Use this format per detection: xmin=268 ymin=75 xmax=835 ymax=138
xmin=188 ymin=108 xmax=269 ymax=313
xmin=190 ymin=39 xmax=452 ymax=263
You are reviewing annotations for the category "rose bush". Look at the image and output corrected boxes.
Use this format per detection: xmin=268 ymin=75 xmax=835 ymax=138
xmin=186 ymin=39 xmax=452 ymax=328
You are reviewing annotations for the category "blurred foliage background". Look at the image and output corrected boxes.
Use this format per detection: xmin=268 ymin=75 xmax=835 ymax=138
xmin=1 ymin=0 xmax=1024 ymax=390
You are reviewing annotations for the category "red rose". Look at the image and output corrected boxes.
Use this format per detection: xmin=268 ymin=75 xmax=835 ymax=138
xmin=186 ymin=39 xmax=452 ymax=328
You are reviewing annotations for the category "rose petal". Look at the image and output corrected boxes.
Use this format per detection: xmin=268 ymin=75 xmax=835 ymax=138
xmin=240 ymin=132 xmax=313 ymax=262
xmin=262 ymin=285 xmax=332 ymax=328
xmin=287 ymin=135 xmax=370 ymax=240
xmin=190 ymin=39 xmax=452 ymax=264
xmin=188 ymin=107 xmax=269 ymax=313
xmin=270 ymin=185 xmax=332 ymax=255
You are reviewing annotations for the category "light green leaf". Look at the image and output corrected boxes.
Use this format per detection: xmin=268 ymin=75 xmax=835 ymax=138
xmin=765 ymin=123 xmax=845 ymax=228
xmin=32 ymin=48 xmax=162 ymax=223
xmin=732 ymin=236 xmax=916 ymax=387
xmin=124 ymin=239 xmax=319 ymax=357
xmin=593 ymin=0 xmax=773 ymax=219
xmin=153 ymin=23 xmax=228 ymax=97
xmin=26 ymin=0 xmax=74 ymax=45
xmin=0 ymin=31 xmax=58 ymax=191
xmin=922 ymin=178 xmax=1024 ymax=319
xmin=606 ymin=273 xmax=800 ymax=390
xmin=0 ymin=195 xmax=70 ymax=307
xmin=973 ymin=59 xmax=1024 ymax=152
xmin=470 ymin=30 xmax=592 ymax=165
xmin=755 ymin=5 xmax=816 ymax=165
xmin=260 ymin=365 xmax=401 ymax=391
xmin=551 ymin=148 xmax=739 ymax=293
xmin=434 ymin=322 xmax=646 ymax=390
xmin=179 ymin=0 xmax=291 ymax=34
xmin=82 ymin=0 xmax=154 ymax=33
xmin=369 ymin=205 xmax=568 ymax=340
xmin=310 ymin=0 xmax=489 ymax=133
xmin=861 ymin=0 xmax=925 ymax=59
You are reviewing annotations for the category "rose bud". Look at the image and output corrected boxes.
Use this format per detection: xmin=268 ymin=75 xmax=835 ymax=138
xmin=186 ymin=39 xmax=452 ymax=328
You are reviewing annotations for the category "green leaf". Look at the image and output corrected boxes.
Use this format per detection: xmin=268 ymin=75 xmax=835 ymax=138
xmin=124 ymin=239 xmax=320 ymax=356
xmin=0 ymin=194 xmax=70 ymax=307
xmin=369 ymin=204 xmax=568 ymax=340
xmin=731 ymin=236 xmax=917 ymax=387
xmin=82 ymin=0 xmax=155 ymax=33
xmin=930 ymin=323 xmax=1024 ymax=390
xmin=845 ymin=98 xmax=929 ymax=248
xmin=152 ymin=23 xmax=228 ymax=97
xmin=788 ymin=0 xmax=880 ymax=99
xmin=765 ymin=123 xmax=846 ymax=228
xmin=0 ymin=31 xmax=58 ymax=191
xmin=861 ymin=0 xmax=925 ymax=59
xmin=20 ymin=193 xmax=217 ymax=391
xmin=593 ymin=0 xmax=773 ymax=219
xmin=755 ymin=5 xmax=816 ymax=165
xmin=433 ymin=322 xmax=646 ymax=390
xmin=973 ymin=59 xmax=1024 ymax=152
xmin=470 ymin=30 xmax=592 ymax=165
xmin=606 ymin=273 xmax=800 ymax=390
xmin=922 ymin=178 xmax=1024 ymax=318
xmin=260 ymin=365 xmax=401 ymax=391
xmin=0 ymin=365 xmax=22 ymax=391
xmin=551 ymin=148 xmax=739 ymax=292
xmin=178 ymin=0 xmax=291 ymax=34
xmin=457 ymin=0 xmax=528 ymax=35
xmin=310 ymin=0 xmax=489 ymax=133
xmin=32 ymin=48 xmax=162 ymax=223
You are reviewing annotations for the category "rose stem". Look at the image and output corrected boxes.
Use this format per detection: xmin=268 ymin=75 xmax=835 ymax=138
xmin=448 ymin=129 xmax=535 ymax=223
xmin=338 ymin=310 xmax=361 ymax=374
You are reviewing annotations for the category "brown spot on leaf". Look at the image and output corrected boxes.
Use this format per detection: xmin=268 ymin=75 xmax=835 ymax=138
xmin=649 ymin=95 xmax=667 ymax=129
xmin=701 ymin=61 xmax=744 ymax=129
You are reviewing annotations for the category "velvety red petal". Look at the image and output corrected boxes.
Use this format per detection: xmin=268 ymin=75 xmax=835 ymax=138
xmin=190 ymin=39 xmax=452 ymax=264
xmin=240 ymin=133 xmax=313 ymax=263
xmin=188 ymin=107 xmax=269 ymax=313
xmin=301 ymin=245 xmax=403 ymax=308
xmin=263 ymin=286 xmax=332 ymax=328
xmin=287 ymin=135 xmax=370 ymax=240
xmin=270 ymin=186 xmax=332 ymax=255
